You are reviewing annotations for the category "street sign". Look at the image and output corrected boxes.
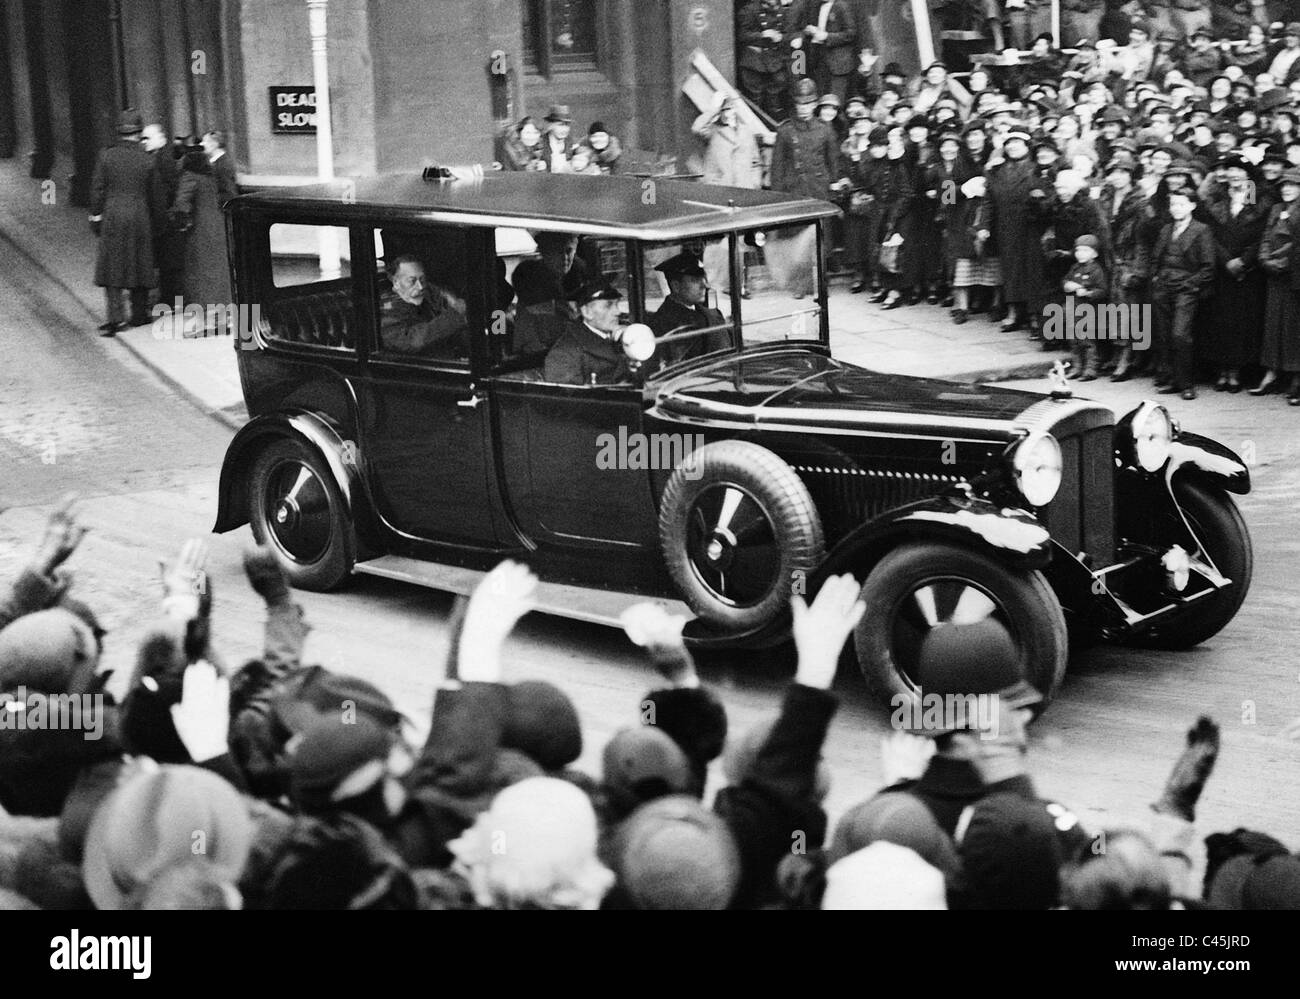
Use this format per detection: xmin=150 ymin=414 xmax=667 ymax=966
xmin=269 ymin=86 xmax=317 ymax=134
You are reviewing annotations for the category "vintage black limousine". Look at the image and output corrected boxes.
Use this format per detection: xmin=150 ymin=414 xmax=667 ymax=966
xmin=213 ymin=169 xmax=1251 ymax=711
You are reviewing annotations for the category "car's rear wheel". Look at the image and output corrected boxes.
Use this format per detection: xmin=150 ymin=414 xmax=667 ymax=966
xmin=248 ymin=438 xmax=354 ymax=591
xmin=659 ymin=440 xmax=824 ymax=631
xmin=1126 ymin=479 xmax=1252 ymax=650
xmin=853 ymin=541 xmax=1069 ymax=713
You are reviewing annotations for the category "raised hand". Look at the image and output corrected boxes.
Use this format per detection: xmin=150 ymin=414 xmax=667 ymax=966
xmin=33 ymin=494 xmax=88 ymax=578
xmin=457 ymin=560 xmax=538 ymax=683
xmin=792 ymin=573 xmax=866 ymax=690
xmin=620 ymin=602 xmax=695 ymax=686
xmin=880 ymin=730 xmax=936 ymax=786
xmin=159 ymin=537 xmax=210 ymax=623
xmin=243 ymin=545 xmax=290 ymax=605
xmin=1152 ymin=716 xmax=1220 ymax=823
xmin=169 ymin=660 xmax=231 ymax=762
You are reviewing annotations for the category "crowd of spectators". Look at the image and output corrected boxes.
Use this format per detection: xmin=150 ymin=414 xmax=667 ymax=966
xmin=1 ymin=498 xmax=1297 ymax=910
xmin=501 ymin=9 xmax=1300 ymax=402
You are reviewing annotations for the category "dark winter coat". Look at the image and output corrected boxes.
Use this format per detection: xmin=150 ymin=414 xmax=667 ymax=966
xmin=770 ymin=117 xmax=838 ymax=200
xmin=91 ymin=138 xmax=159 ymax=288
xmin=987 ymin=156 xmax=1050 ymax=302
xmin=174 ymin=161 xmax=232 ymax=307
xmin=1201 ymin=194 xmax=1271 ymax=366
xmin=713 ymin=684 xmax=835 ymax=910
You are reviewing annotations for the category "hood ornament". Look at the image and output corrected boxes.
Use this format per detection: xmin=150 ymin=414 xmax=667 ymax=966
xmin=1048 ymin=359 xmax=1073 ymax=399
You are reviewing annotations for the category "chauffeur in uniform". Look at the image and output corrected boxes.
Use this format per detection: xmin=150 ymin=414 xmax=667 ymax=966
xmin=648 ymin=251 xmax=731 ymax=364
xmin=544 ymin=279 xmax=634 ymax=385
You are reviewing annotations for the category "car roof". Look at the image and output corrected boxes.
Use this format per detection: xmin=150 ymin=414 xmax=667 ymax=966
xmin=227 ymin=172 xmax=838 ymax=240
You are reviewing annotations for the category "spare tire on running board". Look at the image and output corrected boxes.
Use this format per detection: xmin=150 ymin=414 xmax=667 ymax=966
xmin=658 ymin=439 xmax=825 ymax=631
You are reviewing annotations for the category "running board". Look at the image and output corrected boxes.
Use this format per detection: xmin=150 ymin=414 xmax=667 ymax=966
xmin=353 ymin=555 xmax=694 ymax=629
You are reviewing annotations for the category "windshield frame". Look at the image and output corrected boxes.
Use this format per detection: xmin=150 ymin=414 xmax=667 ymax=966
xmin=629 ymin=221 xmax=831 ymax=360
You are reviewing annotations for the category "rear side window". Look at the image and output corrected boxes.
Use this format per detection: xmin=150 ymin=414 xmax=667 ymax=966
xmin=257 ymin=223 xmax=358 ymax=352
xmin=369 ymin=225 xmax=475 ymax=366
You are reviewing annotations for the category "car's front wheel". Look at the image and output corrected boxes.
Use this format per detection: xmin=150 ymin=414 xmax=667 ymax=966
xmin=853 ymin=541 xmax=1069 ymax=713
xmin=1127 ymin=479 xmax=1253 ymax=650
xmin=247 ymin=438 xmax=354 ymax=591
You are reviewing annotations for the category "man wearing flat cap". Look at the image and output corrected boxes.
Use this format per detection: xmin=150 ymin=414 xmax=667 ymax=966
xmin=89 ymin=109 xmax=161 ymax=336
xmin=544 ymin=279 xmax=634 ymax=385
xmin=649 ymin=252 xmax=730 ymax=365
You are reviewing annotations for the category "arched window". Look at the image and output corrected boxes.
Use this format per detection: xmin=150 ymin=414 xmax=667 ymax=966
xmin=522 ymin=0 xmax=598 ymax=76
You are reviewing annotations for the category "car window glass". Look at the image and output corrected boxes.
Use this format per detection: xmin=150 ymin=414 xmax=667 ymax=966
xmin=371 ymin=225 xmax=472 ymax=365
xmin=260 ymin=223 xmax=357 ymax=351
xmin=496 ymin=230 xmax=627 ymax=376
xmin=737 ymin=221 xmax=821 ymax=345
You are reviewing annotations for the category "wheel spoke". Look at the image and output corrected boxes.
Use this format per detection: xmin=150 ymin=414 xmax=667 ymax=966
xmin=282 ymin=465 xmax=314 ymax=506
xmin=911 ymin=585 xmax=941 ymax=628
xmin=951 ymin=586 xmax=997 ymax=625
xmin=712 ymin=486 xmax=746 ymax=535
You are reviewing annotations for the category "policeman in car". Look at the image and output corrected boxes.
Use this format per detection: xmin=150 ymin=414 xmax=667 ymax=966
xmin=379 ymin=254 xmax=468 ymax=357
xmin=648 ymin=251 xmax=731 ymax=364
xmin=543 ymin=278 xmax=636 ymax=385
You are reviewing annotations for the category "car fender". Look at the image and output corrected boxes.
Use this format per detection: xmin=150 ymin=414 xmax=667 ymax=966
xmin=1166 ymin=431 xmax=1251 ymax=496
xmin=212 ymin=411 xmax=366 ymax=534
xmin=812 ymin=493 xmax=1053 ymax=582
xmin=682 ymin=493 xmax=1052 ymax=651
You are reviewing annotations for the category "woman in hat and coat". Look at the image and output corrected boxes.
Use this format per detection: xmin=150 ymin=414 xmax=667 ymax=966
xmin=1200 ymin=154 xmax=1270 ymax=391
xmin=89 ymin=110 xmax=160 ymax=335
xmin=1254 ymin=167 xmax=1300 ymax=403
xmin=987 ymin=128 xmax=1051 ymax=333
xmin=171 ymin=142 xmax=232 ymax=330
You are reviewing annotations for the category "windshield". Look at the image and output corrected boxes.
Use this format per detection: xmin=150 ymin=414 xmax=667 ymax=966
xmin=638 ymin=220 xmax=824 ymax=352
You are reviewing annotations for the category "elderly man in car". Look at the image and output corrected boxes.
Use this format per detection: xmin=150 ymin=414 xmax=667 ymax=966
xmin=379 ymin=254 xmax=468 ymax=357
xmin=544 ymin=279 xmax=635 ymax=385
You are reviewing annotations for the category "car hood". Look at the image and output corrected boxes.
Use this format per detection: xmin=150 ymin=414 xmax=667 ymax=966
xmin=652 ymin=349 xmax=1047 ymax=436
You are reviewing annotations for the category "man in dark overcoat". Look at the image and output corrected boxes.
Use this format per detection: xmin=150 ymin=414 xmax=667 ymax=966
xmin=90 ymin=110 xmax=159 ymax=335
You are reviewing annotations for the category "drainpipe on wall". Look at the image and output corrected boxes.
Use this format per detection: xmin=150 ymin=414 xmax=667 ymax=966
xmin=306 ymin=0 xmax=340 ymax=279
xmin=109 ymin=0 xmax=128 ymax=109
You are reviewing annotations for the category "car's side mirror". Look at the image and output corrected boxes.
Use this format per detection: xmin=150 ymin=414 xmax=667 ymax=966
xmin=620 ymin=322 xmax=656 ymax=362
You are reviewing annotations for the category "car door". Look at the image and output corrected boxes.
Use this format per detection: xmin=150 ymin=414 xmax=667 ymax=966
xmin=355 ymin=223 xmax=509 ymax=547
xmin=489 ymin=377 xmax=661 ymax=550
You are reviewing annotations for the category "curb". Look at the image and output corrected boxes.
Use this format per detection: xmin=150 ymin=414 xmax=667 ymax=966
xmin=0 ymin=220 xmax=246 ymax=432
xmin=113 ymin=332 xmax=249 ymax=432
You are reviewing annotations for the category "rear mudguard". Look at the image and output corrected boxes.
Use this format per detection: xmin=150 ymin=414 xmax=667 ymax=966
xmin=683 ymin=492 xmax=1052 ymax=650
xmin=212 ymin=410 xmax=369 ymax=536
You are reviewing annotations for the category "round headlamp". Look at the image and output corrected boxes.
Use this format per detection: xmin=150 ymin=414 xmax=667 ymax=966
xmin=1012 ymin=431 xmax=1063 ymax=508
xmin=1131 ymin=401 xmax=1174 ymax=472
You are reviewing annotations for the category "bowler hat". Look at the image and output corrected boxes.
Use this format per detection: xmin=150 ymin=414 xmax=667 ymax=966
xmin=911 ymin=618 xmax=1041 ymax=735
xmin=544 ymin=103 xmax=573 ymax=123
xmin=117 ymin=109 xmax=143 ymax=136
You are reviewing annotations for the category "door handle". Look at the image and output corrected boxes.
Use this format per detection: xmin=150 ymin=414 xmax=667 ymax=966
xmin=457 ymin=394 xmax=483 ymax=409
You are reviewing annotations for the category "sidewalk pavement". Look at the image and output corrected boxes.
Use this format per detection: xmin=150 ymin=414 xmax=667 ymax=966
xmin=0 ymin=158 xmax=1056 ymax=433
